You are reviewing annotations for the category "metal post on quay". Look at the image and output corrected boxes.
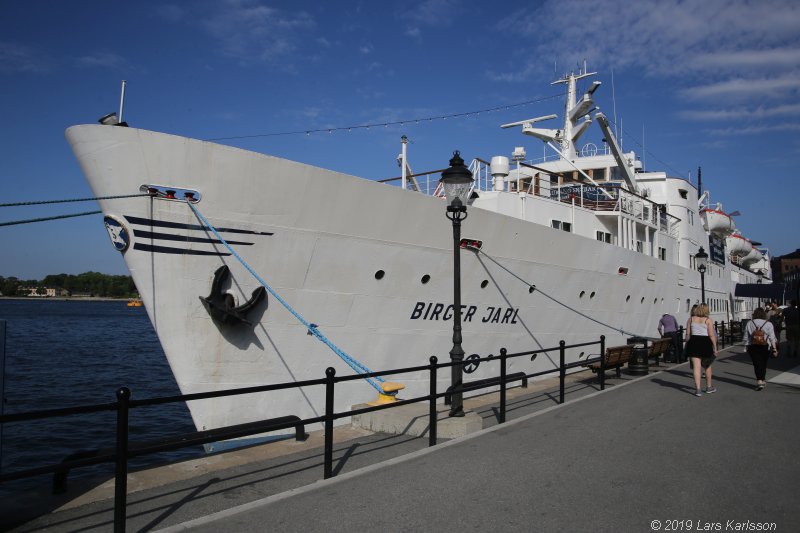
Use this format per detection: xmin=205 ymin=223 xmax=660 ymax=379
xmin=438 ymin=151 xmax=473 ymax=417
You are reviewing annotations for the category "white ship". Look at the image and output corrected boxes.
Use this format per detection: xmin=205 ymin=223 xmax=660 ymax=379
xmin=66 ymin=67 xmax=769 ymax=441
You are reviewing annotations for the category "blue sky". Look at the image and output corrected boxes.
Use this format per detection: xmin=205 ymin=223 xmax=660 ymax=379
xmin=1 ymin=0 xmax=799 ymax=279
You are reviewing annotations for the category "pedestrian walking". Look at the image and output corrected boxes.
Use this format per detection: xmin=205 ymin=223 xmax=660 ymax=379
xmin=658 ymin=312 xmax=680 ymax=362
xmin=684 ymin=303 xmax=718 ymax=396
xmin=766 ymin=302 xmax=782 ymax=342
xmin=783 ymin=300 xmax=799 ymax=358
xmin=744 ymin=307 xmax=779 ymax=391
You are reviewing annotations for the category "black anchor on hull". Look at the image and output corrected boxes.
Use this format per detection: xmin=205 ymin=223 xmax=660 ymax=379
xmin=200 ymin=265 xmax=267 ymax=326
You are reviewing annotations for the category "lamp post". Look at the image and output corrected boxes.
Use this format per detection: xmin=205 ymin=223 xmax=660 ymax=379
xmin=696 ymin=247 xmax=708 ymax=305
xmin=439 ymin=150 xmax=473 ymax=417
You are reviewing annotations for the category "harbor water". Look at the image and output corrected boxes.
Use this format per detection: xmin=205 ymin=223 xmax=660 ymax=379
xmin=0 ymin=299 xmax=201 ymax=495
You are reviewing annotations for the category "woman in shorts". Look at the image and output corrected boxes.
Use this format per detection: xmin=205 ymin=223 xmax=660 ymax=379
xmin=684 ymin=303 xmax=718 ymax=396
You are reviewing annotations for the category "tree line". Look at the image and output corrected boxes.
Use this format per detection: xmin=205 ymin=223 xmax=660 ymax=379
xmin=0 ymin=272 xmax=138 ymax=298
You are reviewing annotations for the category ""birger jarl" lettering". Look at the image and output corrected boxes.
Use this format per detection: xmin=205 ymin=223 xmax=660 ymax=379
xmin=409 ymin=301 xmax=519 ymax=324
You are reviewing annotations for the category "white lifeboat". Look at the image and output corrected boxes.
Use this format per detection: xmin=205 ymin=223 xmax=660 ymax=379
xmin=700 ymin=206 xmax=735 ymax=235
xmin=726 ymin=233 xmax=752 ymax=257
xmin=740 ymin=246 xmax=763 ymax=266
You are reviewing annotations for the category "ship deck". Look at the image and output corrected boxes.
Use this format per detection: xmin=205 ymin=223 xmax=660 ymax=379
xmin=5 ymin=342 xmax=799 ymax=532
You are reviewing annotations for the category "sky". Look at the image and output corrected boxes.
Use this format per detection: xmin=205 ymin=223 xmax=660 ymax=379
xmin=1 ymin=0 xmax=799 ymax=280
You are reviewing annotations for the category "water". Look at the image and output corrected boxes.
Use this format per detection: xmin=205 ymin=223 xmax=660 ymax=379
xmin=0 ymin=299 xmax=201 ymax=495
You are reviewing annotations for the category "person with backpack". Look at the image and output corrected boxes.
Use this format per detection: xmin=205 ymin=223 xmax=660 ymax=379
xmin=745 ymin=307 xmax=779 ymax=391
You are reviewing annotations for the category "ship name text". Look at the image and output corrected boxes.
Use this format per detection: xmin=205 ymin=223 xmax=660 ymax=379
xmin=410 ymin=301 xmax=519 ymax=324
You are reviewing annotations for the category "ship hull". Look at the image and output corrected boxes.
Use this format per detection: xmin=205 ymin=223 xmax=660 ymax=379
xmin=67 ymin=124 xmax=730 ymax=435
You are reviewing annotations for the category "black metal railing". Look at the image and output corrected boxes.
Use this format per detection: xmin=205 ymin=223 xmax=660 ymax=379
xmin=1 ymin=335 xmax=616 ymax=532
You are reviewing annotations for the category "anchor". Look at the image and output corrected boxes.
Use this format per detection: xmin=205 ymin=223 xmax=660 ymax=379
xmin=200 ymin=265 xmax=267 ymax=326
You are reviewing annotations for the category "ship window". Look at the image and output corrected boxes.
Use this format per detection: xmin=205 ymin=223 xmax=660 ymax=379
xmin=579 ymin=291 xmax=585 ymax=298
xmin=641 ymin=297 xmax=645 ymax=304
xmin=626 ymin=295 xmax=631 ymax=302
xmin=529 ymin=286 xmax=535 ymax=294
xmin=375 ymin=270 xmax=385 ymax=280
xmin=590 ymin=291 xmax=596 ymax=299
xmin=658 ymin=247 xmax=667 ymax=261
xmin=551 ymin=220 xmax=572 ymax=232
xmin=481 ymin=280 xmax=489 ymax=289
xmin=679 ymin=189 xmax=688 ymax=199
xmin=596 ymin=231 xmax=612 ymax=243
xmin=421 ymin=274 xmax=430 ymax=284
xmin=636 ymin=241 xmax=643 ymax=253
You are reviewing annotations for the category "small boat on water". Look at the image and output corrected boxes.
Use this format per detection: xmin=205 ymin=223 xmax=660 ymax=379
xmin=127 ymin=298 xmax=143 ymax=307
xmin=67 ymin=64 xmax=770 ymax=443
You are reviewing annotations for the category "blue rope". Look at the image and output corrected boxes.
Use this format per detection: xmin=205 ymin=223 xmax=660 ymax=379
xmin=187 ymin=201 xmax=384 ymax=392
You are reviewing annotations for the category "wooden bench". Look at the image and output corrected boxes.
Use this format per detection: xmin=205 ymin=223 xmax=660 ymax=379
xmin=648 ymin=338 xmax=673 ymax=366
xmin=584 ymin=344 xmax=635 ymax=377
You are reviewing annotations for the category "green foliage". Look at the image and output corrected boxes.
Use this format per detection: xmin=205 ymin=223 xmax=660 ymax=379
xmin=0 ymin=273 xmax=138 ymax=298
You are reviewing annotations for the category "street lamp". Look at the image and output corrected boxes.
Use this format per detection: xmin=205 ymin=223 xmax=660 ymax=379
xmin=439 ymin=150 xmax=473 ymax=417
xmin=695 ymin=247 xmax=708 ymax=305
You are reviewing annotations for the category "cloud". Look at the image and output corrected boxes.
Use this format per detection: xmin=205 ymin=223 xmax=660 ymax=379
xmin=681 ymin=75 xmax=800 ymax=101
xmin=400 ymin=0 xmax=458 ymax=41
xmin=680 ymin=103 xmax=800 ymax=121
xmin=75 ymin=51 xmax=129 ymax=70
xmin=0 ymin=41 xmax=51 ymax=74
xmin=691 ymin=48 xmax=800 ymax=71
xmin=198 ymin=0 xmax=315 ymax=64
xmin=495 ymin=0 xmax=800 ymax=79
xmin=706 ymin=122 xmax=800 ymax=136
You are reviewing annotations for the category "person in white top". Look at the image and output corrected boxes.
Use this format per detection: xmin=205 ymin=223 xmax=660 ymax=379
xmin=684 ymin=303 xmax=718 ymax=397
xmin=744 ymin=307 xmax=779 ymax=391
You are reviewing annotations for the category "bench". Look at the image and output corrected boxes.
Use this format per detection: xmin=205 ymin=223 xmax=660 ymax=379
xmin=647 ymin=338 xmax=673 ymax=366
xmin=584 ymin=344 xmax=635 ymax=377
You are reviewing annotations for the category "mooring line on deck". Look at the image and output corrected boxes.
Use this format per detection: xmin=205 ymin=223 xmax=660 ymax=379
xmin=186 ymin=201 xmax=385 ymax=392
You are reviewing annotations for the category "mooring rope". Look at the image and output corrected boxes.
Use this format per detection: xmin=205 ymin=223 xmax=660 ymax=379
xmin=0 ymin=193 xmax=151 ymax=208
xmin=471 ymin=246 xmax=647 ymax=338
xmin=186 ymin=201 xmax=385 ymax=392
xmin=0 ymin=210 xmax=102 ymax=227
xmin=0 ymin=193 xmax=153 ymax=228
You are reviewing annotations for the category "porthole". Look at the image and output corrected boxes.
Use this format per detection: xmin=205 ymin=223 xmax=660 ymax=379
xmin=421 ymin=274 xmax=430 ymax=284
xmin=480 ymin=280 xmax=489 ymax=289
xmin=654 ymin=298 xmax=658 ymax=304
xmin=374 ymin=270 xmax=385 ymax=280
xmin=579 ymin=291 xmax=586 ymax=298
xmin=640 ymin=297 xmax=645 ymax=304
xmin=579 ymin=351 xmax=585 ymax=359
xmin=626 ymin=295 xmax=631 ymax=302
xmin=590 ymin=291 xmax=596 ymax=299
xmin=528 ymin=286 xmax=535 ymax=294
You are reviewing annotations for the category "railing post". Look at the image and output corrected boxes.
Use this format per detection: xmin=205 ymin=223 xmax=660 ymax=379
xmin=499 ymin=348 xmax=507 ymax=424
xmin=720 ymin=321 xmax=726 ymax=348
xmin=559 ymin=340 xmax=566 ymax=404
xmin=599 ymin=335 xmax=606 ymax=391
xmin=323 ymin=367 xmax=336 ymax=480
xmin=429 ymin=356 xmax=438 ymax=447
xmin=678 ymin=326 xmax=685 ymax=363
xmin=114 ymin=387 xmax=130 ymax=533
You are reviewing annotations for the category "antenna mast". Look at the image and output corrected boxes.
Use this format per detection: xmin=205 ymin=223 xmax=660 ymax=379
xmin=118 ymin=80 xmax=127 ymax=124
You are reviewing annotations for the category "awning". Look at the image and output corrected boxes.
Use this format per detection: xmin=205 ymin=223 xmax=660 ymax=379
xmin=734 ymin=283 xmax=785 ymax=300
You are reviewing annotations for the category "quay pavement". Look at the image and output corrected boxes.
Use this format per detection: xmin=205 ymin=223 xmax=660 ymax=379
xmin=5 ymin=343 xmax=800 ymax=532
